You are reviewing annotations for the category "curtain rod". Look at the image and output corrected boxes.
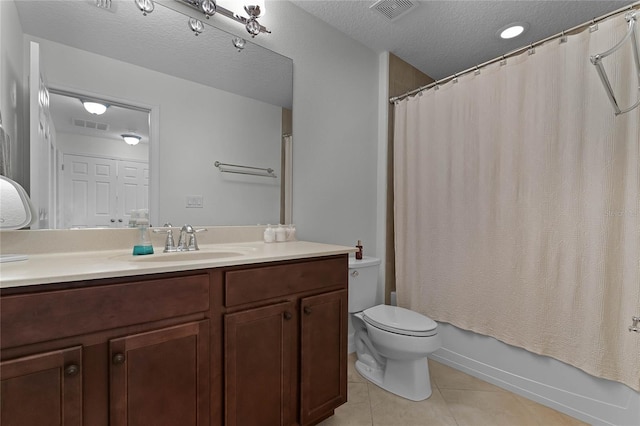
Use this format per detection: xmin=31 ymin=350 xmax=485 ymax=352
xmin=389 ymin=1 xmax=640 ymax=104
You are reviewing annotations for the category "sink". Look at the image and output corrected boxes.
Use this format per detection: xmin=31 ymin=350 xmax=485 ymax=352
xmin=109 ymin=249 xmax=249 ymax=263
xmin=129 ymin=250 xmax=245 ymax=262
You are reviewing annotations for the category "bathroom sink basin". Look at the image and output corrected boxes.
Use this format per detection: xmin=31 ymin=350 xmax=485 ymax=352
xmin=128 ymin=250 xmax=245 ymax=262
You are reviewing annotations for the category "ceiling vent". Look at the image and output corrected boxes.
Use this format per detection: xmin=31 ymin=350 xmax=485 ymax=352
xmin=73 ymin=118 xmax=109 ymax=131
xmin=370 ymin=0 xmax=416 ymax=22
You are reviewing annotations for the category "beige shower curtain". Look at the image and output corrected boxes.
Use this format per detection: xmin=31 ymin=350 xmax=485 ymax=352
xmin=394 ymin=14 xmax=640 ymax=390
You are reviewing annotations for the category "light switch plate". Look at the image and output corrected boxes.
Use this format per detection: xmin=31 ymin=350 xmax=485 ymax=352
xmin=185 ymin=195 xmax=203 ymax=208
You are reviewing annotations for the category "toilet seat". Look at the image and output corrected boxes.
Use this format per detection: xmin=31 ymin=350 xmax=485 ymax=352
xmin=363 ymin=305 xmax=437 ymax=337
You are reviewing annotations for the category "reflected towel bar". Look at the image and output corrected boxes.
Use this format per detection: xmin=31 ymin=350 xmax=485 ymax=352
xmin=214 ymin=161 xmax=277 ymax=178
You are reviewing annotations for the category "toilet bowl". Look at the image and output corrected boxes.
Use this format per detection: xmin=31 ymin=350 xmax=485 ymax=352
xmin=349 ymin=257 xmax=441 ymax=401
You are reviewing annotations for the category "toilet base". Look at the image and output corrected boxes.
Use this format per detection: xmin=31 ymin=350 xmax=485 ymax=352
xmin=355 ymin=357 xmax=433 ymax=401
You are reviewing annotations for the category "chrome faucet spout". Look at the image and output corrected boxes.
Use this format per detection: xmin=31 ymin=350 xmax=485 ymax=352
xmin=177 ymin=225 xmax=206 ymax=251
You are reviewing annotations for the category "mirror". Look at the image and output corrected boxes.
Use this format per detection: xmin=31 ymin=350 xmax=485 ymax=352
xmin=8 ymin=0 xmax=293 ymax=228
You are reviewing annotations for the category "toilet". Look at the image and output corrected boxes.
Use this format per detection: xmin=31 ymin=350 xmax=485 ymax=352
xmin=349 ymin=256 xmax=441 ymax=401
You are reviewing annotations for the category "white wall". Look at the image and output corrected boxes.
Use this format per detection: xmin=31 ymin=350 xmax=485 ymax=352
xmin=0 ymin=0 xmax=26 ymax=186
xmin=257 ymin=1 xmax=381 ymax=255
xmin=30 ymin=36 xmax=282 ymax=227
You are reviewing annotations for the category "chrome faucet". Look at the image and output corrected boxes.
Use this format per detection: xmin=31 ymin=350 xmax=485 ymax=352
xmin=153 ymin=223 xmax=178 ymax=252
xmin=177 ymin=224 xmax=207 ymax=251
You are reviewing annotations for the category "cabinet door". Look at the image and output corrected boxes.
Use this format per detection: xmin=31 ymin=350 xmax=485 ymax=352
xmin=224 ymin=301 xmax=295 ymax=426
xmin=1 ymin=346 xmax=82 ymax=426
xmin=109 ymin=320 xmax=209 ymax=426
xmin=300 ymin=290 xmax=348 ymax=425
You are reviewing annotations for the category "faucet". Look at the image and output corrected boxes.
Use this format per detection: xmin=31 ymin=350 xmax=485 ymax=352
xmin=177 ymin=224 xmax=207 ymax=251
xmin=153 ymin=223 xmax=178 ymax=252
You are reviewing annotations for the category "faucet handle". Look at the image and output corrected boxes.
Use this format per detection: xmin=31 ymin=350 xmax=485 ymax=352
xmin=187 ymin=227 xmax=207 ymax=251
xmin=153 ymin=227 xmax=178 ymax=252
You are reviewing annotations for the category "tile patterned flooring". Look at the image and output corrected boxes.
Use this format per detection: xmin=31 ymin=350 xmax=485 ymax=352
xmin=319 ymin=354 xmax=589 ymax=426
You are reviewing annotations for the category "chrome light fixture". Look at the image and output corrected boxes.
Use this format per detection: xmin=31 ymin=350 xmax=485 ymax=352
xmin=82 ymin=101 xmax=108 ymax=115
xmin=136 ymin=0 xmax=271 ymax=38
xmin=122 ymin=133 xmax=142 ymax=145
xmin=232 ymin=36 xmax=246 ymax=52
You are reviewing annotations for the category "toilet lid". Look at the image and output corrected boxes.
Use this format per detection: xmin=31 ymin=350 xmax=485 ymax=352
xmin=363 ymin=305 xmax=437 ymax=337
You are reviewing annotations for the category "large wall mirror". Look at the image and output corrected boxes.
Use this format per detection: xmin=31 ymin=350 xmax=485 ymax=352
xmin=9 ymin=0 xmax=293 ymax=229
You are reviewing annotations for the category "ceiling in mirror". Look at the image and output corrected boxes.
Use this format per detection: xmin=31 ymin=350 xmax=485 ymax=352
xmin=14 ymin=0 xmax=293 ymax=109
xmin=49 ymin=90 xmax=150 ymax=146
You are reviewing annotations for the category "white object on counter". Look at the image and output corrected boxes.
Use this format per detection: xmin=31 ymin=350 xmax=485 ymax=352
xmin=263 ymin=225 xmax=275 ymax=243
xmin=275 ymin=225 xmax=287 ymax=242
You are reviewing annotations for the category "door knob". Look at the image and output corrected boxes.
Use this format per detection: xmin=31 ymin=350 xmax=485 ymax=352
xmin=283 ymin=311 xmax=292 ymax=320
xmin=303 ymin=306 xmax=312 ymax=315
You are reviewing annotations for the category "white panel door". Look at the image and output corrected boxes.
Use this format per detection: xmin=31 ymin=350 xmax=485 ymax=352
xmin=63 ymin=154 xmax=117 ymax=228
xmin=118 ymin=160 xmax=149 ymax=225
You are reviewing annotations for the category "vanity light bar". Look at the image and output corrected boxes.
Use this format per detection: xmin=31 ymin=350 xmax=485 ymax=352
xmin=175 ymin=0 xmax=271 ymax=36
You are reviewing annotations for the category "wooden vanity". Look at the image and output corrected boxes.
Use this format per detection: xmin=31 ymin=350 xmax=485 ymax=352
xmin=0 ymin=252 xmax=349 ymax=426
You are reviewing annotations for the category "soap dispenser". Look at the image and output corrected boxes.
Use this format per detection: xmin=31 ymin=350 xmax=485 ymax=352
xmin=132 ymin=211 xmax=154 ymax=255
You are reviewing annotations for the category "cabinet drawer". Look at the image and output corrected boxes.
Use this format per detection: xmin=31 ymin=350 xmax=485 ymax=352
xmin=225 ymin=256 xmax=347 ymax=307
xmin=1 ymin=274 xmax=210 ymax=349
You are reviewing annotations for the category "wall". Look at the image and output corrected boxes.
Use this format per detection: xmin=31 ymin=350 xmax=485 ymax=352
xmin=29 ymin=36 xmax=282 ymax=227
xmin=257 ymin=1 xmax=381 ymax=254
xmin=0 ymin=0 xmax=26 ymax=186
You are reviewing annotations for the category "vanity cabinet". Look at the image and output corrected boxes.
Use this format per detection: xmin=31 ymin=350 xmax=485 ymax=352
xmin=0 ymin=346 xmax=83 ymax=426
xmin=1 ymin=254 xmax=348 ymax=426
xmin=222 ymin=257 xmax=348 ymax=426
xmin=109 ymin=320 xmax=210 ymax=426
xmin=1 ymin=272 xmax=211 ymax=426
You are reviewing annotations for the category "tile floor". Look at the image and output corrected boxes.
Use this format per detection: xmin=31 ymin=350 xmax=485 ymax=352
xmin=319 ymin=354 xmax=589 ymax=426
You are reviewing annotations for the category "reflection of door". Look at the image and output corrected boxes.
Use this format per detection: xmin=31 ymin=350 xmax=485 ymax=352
xmin=62 ymin=154 xmax=148 ymax=228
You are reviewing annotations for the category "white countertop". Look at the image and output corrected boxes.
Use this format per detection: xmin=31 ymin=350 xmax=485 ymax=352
xmin=0 ymin=240 xmax=356 ymax=289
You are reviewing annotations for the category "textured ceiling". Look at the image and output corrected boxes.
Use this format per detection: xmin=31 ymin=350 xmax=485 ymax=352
xmin=290 ymin=0 xmax=637 ymax=80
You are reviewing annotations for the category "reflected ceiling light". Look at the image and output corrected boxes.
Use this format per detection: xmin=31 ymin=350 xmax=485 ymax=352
xmin=122 ymin=134 xmax=142 ymax=145
xmin=82 ymin=101 xmax=108 ymax=115
xmin=498 ymin=22 xmax=528 ymax=40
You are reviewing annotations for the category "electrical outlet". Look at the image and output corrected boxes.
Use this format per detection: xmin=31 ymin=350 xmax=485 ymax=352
xmin=185 ymin=195 xmax=203 ymax=208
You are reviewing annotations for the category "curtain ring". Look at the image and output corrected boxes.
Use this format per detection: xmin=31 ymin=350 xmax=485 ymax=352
xmin=452 ymin=73 xmax=459 ymax=84
xmin=500 ymin=55 xmax=507 ymax=66
xmin=589 ymin=18 xmax=598 ymax=32
xmin=474 ymin=66 xmax=481 ymax=76
xmin=560 ymin=30 xmax=567 ymax=44
xmin=528 ymin=43 xmax=535 ymax=55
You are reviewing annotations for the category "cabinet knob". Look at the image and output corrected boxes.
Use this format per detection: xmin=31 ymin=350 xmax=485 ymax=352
xmin=64 ymin=364 xmax=80 ymax=377
xmin=112 ymin=353 xmax=126 ymax=365
xmin=303 ymin=306 xmax=312 ymax=315
xmin=283 ymin=311 xmax=292 ymax=320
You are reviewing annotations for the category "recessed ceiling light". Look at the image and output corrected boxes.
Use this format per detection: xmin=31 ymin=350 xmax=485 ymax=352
xmin=498 ymin=22 xmax=529 ymax=40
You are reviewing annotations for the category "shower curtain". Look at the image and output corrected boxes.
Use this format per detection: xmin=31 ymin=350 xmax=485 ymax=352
xmin=394 ymin=14 xmax=640 ymax=390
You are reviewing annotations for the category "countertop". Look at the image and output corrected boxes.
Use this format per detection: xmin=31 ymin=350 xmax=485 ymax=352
xmin=0 ymin=240 xmax=356 ymax=289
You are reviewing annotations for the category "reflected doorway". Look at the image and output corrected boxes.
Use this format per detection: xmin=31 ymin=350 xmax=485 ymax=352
xmin=49 ymin=89 xmax=150 ymax=228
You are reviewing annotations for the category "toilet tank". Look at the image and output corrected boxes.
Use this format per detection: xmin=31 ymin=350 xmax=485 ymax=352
xmin=348 ymin=256 xmax=381 ymax=313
